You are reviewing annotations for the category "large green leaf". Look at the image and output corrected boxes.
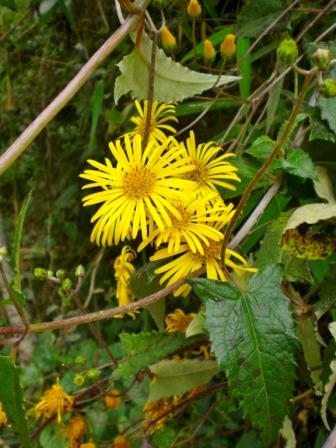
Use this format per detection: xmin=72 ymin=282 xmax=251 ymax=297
xmin=0 ymin=356 xmax=33 ymax=447
xmin=148 ymin=359 xmax=219 ymax=401
xmin=199 ymin=266 xmax=297 ymax=445
xmin=318 ymin=96 xmax=336 ymax=134
xmin=112 ymin=332 xmax=189 ymax=379
xmin=9 ymin=190 xmax=33 ymax=308
xmin=283 ymin=203 xmax=336 ymax=231
xmin=114 ymin=34 xmax=240 ymax=103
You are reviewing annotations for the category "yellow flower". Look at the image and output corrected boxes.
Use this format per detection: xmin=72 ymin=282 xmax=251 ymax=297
xmin=181 ymin=131 xmax=240 ymax=193
xmin=35 ymin=378 xmax=73 ymax=424
xmin=80 ymin=134 xmax=195 ymax=246
xmin=0 ymin=403 xmax=7 ymax=427
xmin=187 ymin=0 xmax=201 ymax=17
xmin=114 ymin=246 xmax=137 ymax=318
xmin=203 ymin=39 xmax=216 ymax=63
xmin=151 ymin=240 xmax=256 ymax=297
xmin=138 ymin=193 xmax=234 ymax=255
xmin=104 ymin=388 xmax=122 ymax=410
xmin=143 ymin=399 xmax=174 ymax=432
xmin=66 ymin=415 xmax=87 ymax=448
xmin=220 ymin=33 xmax=237 ymax=59
xmin=165 ymin=309 xmax=195 ymax=333
xmin=113 ymin=435 xmax=130 ymax=448
xmin=128 ymin=100 xmax=178 ymax=143
xmin=193 ymin=344 xmax=211 ymax=360
xmin=161 ymin=26 xmax=177 ymax=52
xmin=80 ymin=443 xmax=96 ymax=448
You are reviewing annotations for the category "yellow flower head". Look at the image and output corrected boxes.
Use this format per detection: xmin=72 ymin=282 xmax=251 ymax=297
xmin=104 ymin=388 xmax=122 ymax=410
xmin=0 ymin=403 xmax=8 ymax=427
xmin=80 ymin=443 xmax=96 ymax=448
xmin=187 ymin=0 xmax=201 ymax=17
xmin=35 ymin=378 xmax=73 ymax=424
xmin=181 ymin=131 xmax=240 ymax=193
xmin=143 ymin=399 xmax=174 ymax=432
xmin=203 ymin=39 xmax=216 ymax=63
xmin=161 ymin=26 xmax=177 ymax=52
xmin=113 ymin=435 xmax=130 ymax=448
xmin=165 ymin=308 xmax=195 ymax=333
xmin=128 ymin=100 xmax=178 ymax=143
xmin=138 ymin=193 xmax=234 ymax=255
xmin=80 ymin=135 xmax=195 ymax=246
xmin=220 ymin=33 xmax=237 ymax=59
xmin=151 ymin=233 xmax=256 ymax=297
xmin=66 ymin=415 xmax=87 ymax=448
xmin=114 ymin=246 xmax=137 ymax=318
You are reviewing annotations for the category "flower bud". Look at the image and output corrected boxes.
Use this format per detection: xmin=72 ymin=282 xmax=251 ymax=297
xmin=0 ymin=247 xmax=7 ymax=257
xmin=47 ymin=270 xmax=54 ymax=279
xmin=113 ymin=434 xmax=129 ymax=448
xmin=220 ymin=33 xmax=236 ymax=59
xmin=161 ymin=26 xmax=176 ymax=52
xmin=87 ymin=368 xmax=100 ymax=379
xmin=75 ymin=265 xmax=85 ymax=277
xmin=320 ymin=79 xmax=336 ymax=98
xmin=75 ymin=355 xmax=86 ymax=365
xmin=187 ymin=0 xmax=201 ymax=18
xmin=203 ymin=39 xmax=216 ymax=64
xmin=312 ymin=48 xmax=331 ymax=71
xmin=34 ymin=267 xmax=47 ymax=279
xmin=62 ymin=278 xmax=72 ymax=292
xmin=277 ymin=38 xmax=298 ymax=65
xmin=56 ymin=269 xmax=65 ymax=279
xmin=73 ymin=374 xmax=85 ymax=387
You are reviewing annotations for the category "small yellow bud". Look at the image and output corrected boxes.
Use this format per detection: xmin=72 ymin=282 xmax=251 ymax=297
xmin=203 ymin=39 xmax=216 ymax=63
xmin=73 ymin=374 xmax=86 ymax=387
xmin=220 ymin=33 xmax=236 ymax=59
xmin=113 ymin=435 xmax=130 ymax=448
xmin=0 ymin=403 xmax=8 ymax=427
xmin=277 ymin=38 xmax=298 ymax=65
xmin=104 ymin=388 xmax=122 ymax=410
xmin=187 ymin=0 xmax=201 ymax=18
xmin=161 ymin=26 xmax=176 ymax=52
xmin=320 ymin=79 xmax=336 ymax=98
xmin=312 ymin=48 xmax=331 ymax=71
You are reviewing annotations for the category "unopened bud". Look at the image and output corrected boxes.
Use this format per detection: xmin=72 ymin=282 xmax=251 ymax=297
xmin=87 ymin=368 xmax=100 ymax=379
xmin=0 ymin=247 xmax=7 ymax=257
xmin=73 ymin=374 xmax=85 ymax=387
xmin=62 ymin=278 xmax=72 ymax=292
xmin=220 ymin=33 xmax=236 ymax=59
xmin=161 ymin=26 xmax=176 ymax=52
xmin=75 ymin=355 xmax=86 ymax=365
xmin=203 ymin=39 xmax=216 ymax=64
xmin=320 ymin=79 xmax=336 ymax=98
xmin=312 ymin=48 xmax=331 ymax=71
xmin=75 ymin=265 xmax=85 ymax=277
xmin=277 ymin=38 xmax=298 ymax=65
xmin=34 ymin=268 xmax=47 ymax=279
xmin=56 ymin=269 xmax=65 ymax=279
xmin=187 ymin=0 xmax=201 ymax=18
xmin=47 ymin=270 xmax=54 ymax=279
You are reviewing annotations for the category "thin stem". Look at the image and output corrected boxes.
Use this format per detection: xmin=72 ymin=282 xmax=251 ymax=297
xmin=321 ymin=424 xmax=336 ymax=448
xmin=221 ymin=70 xmax=316 ymax=265
xmin=0 ymin=0 xmax=150 ymax=176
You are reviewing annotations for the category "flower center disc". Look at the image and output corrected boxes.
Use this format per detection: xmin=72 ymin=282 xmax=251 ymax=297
xmin=186 ymin=162 xmax=209 ymax=185
xmin=123 ymin=168 xmax=156 ymax=199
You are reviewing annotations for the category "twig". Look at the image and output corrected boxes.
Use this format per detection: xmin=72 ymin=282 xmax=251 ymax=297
xmin=84 ymin=248 xmax=105 ymax=308
xmin=0 ymin=0 xmax=150 ymax=176
xmin=321 ymin=424 xmax=336 ymax=448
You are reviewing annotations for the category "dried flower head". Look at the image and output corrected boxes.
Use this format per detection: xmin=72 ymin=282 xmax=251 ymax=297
xmin=104 ymin=389 xmax=122 ymax=410
xmin=35 ymin=378 xmax=73 ymax=424
xmin=66 ymin=415 xmax=87 ymax=448
xmin=113 ymin=435 xmax=130 ymax=448
xmin=165 ymin=309 xmax=195 ymax=333
xmin=0 ymin=403 xmax=8 ymax=427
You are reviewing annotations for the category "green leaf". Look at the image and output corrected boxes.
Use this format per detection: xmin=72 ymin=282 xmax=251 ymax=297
xmin=201 ymin=266 xmax=297 ymax=444
xmin=89 ymin=80 xmax=105 ymax=151
xmin=280 ymin=416 xmax=296 ymax=448
xmin=237 ymin=37 xmax=251 ymax=99
xmin=40 ymin=425 xmax=67 ymax=448
xmin=297 ymin=316 xmax=322 ymax=394
xmin=0 ymin=356 xmax=33 ymax=448
xmin=313 ymin=166 xmax=336 ymax=204
xmin=246 ymin=136 xmax=275 ymax=161
xmin=283 ymin=203 xmax=336 ymax=231
xmin=112 ymin=332 xmax=188 ymax=379
xmin=190 ymin=277 xmax=241 ymax=302
xmin=280 ymin=148 xmax=317 ymax=180
xmin=185 ymin=312 xmax=206 ymax=338
xmin=0 ymin=0 xmax=16 ymax=10
xmin=175 ymin=99 xmax=240 ymax=117
xmin=129 ymin=261 xmax=162 ymax=299
xmin=114 ymin=34 xmax=240 ymax=104
xmin=318 ymin=96 xmax=336 ymax=134
xmin=9 ymin=190 xmax=33 ymax=308
xmin=148 ymin=359 xmax=219 ymax=401
xmin=266 ymin=77 xmax=284 ymax=133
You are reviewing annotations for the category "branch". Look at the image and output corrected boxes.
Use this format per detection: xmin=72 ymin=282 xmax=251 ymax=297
xmin=0 ymin=269 xmax=202 ymax=337
xmin=322 ymin=424 xmax=336 ymax=448
xmin=0 ymin=0 xmax=150 ymax=176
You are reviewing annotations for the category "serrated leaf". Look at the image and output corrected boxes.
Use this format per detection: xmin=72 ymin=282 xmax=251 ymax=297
xmin=246 ymin=136 xmax=275 ymax=161
xmin=313 ymin=166 xmax=336 ymax=204
xmin=309 ymin=118 xmax=336 ymax=143
xmin=297 ymin=316 xmax=322 ymax=394
xmin=318 ymin=96 xmax=336 ymax=134
xmin=148 ymin=359 xmax=219 ymax=401
xmin=280 ymin=416 xmax=296 ymax=448
xmin=189 ymin=277 xmax=240 ymax=302
xmin=321 ymin=322 xmax=336 ymax=430
xmin=112 ymin=332 xmax=188 ymax=379
xmin=201 ymin=266 xmax=297 ymax=445
xmin=283 ymin=203 xmax=336 ymax=231
xmin=114 ymin=34 xmax=240 ymax=103
xmin=281 ymin=148 xmax=316 ymax=180
xmin=0 ymin=356 xmax=33 ymax=448
xmin=9 ymin=190 xmax=32 ymax=308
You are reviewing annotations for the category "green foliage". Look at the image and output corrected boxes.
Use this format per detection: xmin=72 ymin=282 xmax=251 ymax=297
xmin=277 ymin=148 xmax=317 ymax=180
xmin=0 ymin=356 xmax=33 ymax=448
xmin=112 ymin=331 xmax=189 ymax=379
xmin=114 ymin=34 xmax=240 ymax=103
xmin=199 ymin=266 xmax=297 ymax=445
xmin=318 ymin=97 xmax=336 ymax=134
xmin=148 ymin=359 xmax=219 ymax=400
xmin=0 ymin=0 xmax=16 ymax=10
